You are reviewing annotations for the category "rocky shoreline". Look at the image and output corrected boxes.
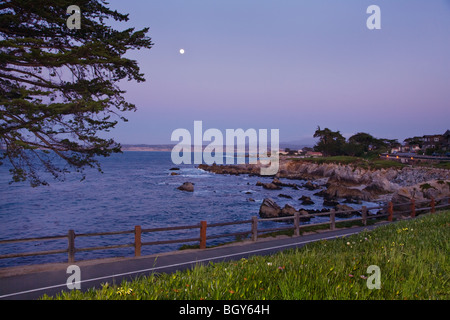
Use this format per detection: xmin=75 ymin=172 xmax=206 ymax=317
xmin=197 ymin=159 xmax=450 ymax=217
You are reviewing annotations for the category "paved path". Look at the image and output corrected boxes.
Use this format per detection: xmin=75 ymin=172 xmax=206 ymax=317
xmin=0 ymin=224 xmax=386 ymax=300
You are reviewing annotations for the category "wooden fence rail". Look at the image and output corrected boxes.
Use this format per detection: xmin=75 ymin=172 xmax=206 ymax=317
xmin=0 ymin=196 xmax=449 ymax=265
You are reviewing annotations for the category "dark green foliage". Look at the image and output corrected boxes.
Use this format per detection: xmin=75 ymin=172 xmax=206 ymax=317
xmin=313 ymin=126 xmax=400 ymax=158
xmin=313 ymin=126 xmax=346 ymax=157
xmin=0 ymin=0 xmax=153 ymax=186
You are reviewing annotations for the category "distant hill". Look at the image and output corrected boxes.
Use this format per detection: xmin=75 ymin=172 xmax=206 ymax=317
xmin=0 ymin=142 xmax=315 ymax=152
xmin=120 ymin=142 xmax=314 ymax=152
xmin=120 ymin=144 xmax=175 ymax=151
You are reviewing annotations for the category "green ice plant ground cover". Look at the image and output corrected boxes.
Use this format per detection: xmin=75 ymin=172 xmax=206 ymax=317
xmin=42 ymin=211 xmax=449 ymax=300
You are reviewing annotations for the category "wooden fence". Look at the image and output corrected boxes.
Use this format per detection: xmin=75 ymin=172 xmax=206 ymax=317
xmin=0 ymin=196 xmax=449 ymax=265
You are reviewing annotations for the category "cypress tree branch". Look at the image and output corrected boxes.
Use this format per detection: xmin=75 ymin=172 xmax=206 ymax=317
xmin=0 ymin=0 xmax=153 ymax=186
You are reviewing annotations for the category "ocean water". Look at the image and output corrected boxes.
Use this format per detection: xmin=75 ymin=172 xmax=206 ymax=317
xmin=0 ymin=152 xmax=378 ymax=267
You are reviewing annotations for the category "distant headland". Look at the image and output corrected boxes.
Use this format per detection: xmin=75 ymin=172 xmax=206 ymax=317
xmin=119 ymin=143 xmax=311 ymax=152
xmin=120 ymin=144 xmax=175 ymax=151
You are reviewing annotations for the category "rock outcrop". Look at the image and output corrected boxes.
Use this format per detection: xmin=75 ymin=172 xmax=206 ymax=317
xmin=335 ymin=204 xmax=360 ymax=218
xmin=199 ymin=159 xmax=450 ymax=202
xmin=256 ymin=178 xmax=298 ymax=190
xmin=177 ymin=182 xmax=194 ymax=192
xmin=324 ymin=184 xmax=369 ymax=201
xmin=259 ymin=198 xmax=281 ymax=218
xmin=391 ymin=180 xmax=450 ymax=211
xmin=259 ymin=198 xmax=311 ymax=222
xmin=262 ymin=182 xmax=281 ymax=190
xmin=280 ymin=204 xmax=298 ymax=217
xmin=299 ymin=195 xmax=315 ymax=205
xmin=302 ymin=181 xmax=321 ymax=190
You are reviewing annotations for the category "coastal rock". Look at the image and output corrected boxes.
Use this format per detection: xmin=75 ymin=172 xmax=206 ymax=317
xmin=259 ymin=199 xmax=311 ymax=222
xmin=280 ymin=204 xmax=311 ymax=222
xmin=177 ymin=182 xmax=194 ymax=192
xmin=343 ymin=197 xmax=362 ymax=204
xmin=256 ymin=180 xmax=286 ymax=190
xmin=323 ymin=199 xmax=339 ymax=207
xmin=391 ymin=168 xmax=450 ymax=187
xmin=420 ymin=180 xmax=450 ymax=200
xmin=262 ymin=182 xmax=282 ymax=190
xmin=325 ymin=183 xmax=372 ymax=201
xmin=327 ymin=170 xmax=361 ymax=187
xmin=198 ymin=161 xmax=450 ymax=202
xmin=313 ymin=189 xmax=327 ymax=197
xmin=199 ymin=163 xmax=261 ymax=176
xmin=300 ymin=208 xmax=330 ymax=216
xmin=299 ymin=195 xmax=315 ymax=205
xmin=303 ymin=181 xmax=320 ymax=190
xmin=278 ymin=194 xmax=292 ymax=199
xmin=280 ymin=204 xmax=298 ymax=217
xmin=259 ymin=198 xmax=281 ymax=218
xmin=272 ymin=178 xmax=298 ymax=188
xmin=199 ymin=159 xmax=450 ymax=189
xmin=390 ymin=186 xmax=426 ymax=212
xmin=170 ymin=172 xmax=180 ymax=176
xmin=272 ymin=178 xmax=283 ymax=186
xmin=335 ymin=204 xmax=359 ymax=218
xmin=363 ymin=173 xmax=398 ymax=195
xmin=298 ymin=210 xmax=312 ymax=222
xmin=390 ymin=179 xmax=450 ymax=212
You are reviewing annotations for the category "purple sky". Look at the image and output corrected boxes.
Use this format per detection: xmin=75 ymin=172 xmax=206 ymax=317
xmin=104 ymin=0 xmax=450 ymax=145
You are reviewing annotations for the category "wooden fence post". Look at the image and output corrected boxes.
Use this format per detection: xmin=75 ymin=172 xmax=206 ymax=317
xmin=68 ymin=229 xmax=75 ymax=263
xmin=430 ymin=197 xmax=435 ymax=214
xmin=362 ymin=206 xmax=367 ymax=226
xmin=388 ymin=202 xmax=393 ymax=222
xmin=251 ymin=216 xmax=258 ymax=242
xmin=330 ymin=209 xmax=335 ymax=231
xmin=410 ymin=198 xmax=416 ymax=218
xmin=200 ymin=221 xmax=207 ymax=249
xmin=134 ymin=225 xmax=141 ymax=257
xmin=294 ymin=212 xmax=300 ymax=237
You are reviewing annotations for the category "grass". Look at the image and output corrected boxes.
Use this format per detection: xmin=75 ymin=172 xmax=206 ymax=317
xmin=41 ymin=211 xmax=450 ymax=300
xmin=289 ymin=156 xmax=407 ymax=170
xmin=290 ymin=156 xmax=362 ymax=165
xmin=415 ymin=161 xmax=450 ymax=170
xmin=420 ymin=183 xmax=436 ymax=191
xmin=364 ymin=159 xmax=406 ymax=170
xmin=434 ymin=162 xmax=450 ymax=170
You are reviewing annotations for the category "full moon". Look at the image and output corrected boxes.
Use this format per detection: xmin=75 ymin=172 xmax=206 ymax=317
xmin=179 ymin=49 xmax=185 ymax=54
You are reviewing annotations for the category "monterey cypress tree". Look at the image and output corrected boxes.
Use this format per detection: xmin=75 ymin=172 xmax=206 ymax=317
xmin=0 ymin=0 xmax=153 ymax=186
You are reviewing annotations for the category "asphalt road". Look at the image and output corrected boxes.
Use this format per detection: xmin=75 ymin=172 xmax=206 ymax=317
xmin=0 ymin=224 xmax=385 ymax=300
